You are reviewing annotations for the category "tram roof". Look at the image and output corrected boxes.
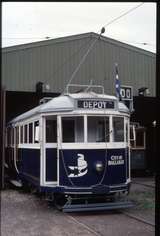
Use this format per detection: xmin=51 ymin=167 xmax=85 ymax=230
xmin=9 ymin=92 xmax=129 ymax=124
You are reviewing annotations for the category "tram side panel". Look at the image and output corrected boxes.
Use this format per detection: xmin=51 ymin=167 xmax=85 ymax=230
xmin=45 ymin=148 xmax=57 ymax=182
xmin=19 ymin=148 xmax=40 ymax=186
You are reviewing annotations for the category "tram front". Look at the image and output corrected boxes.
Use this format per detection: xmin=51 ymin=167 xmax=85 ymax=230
xmin=57 ymin=93 xmax=131 ymax=198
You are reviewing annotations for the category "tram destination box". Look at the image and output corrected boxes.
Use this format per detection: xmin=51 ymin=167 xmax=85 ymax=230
xmin=77 ymin=100 xmax=115 ymax=109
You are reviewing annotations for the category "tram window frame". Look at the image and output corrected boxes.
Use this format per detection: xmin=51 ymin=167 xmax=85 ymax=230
xmin=29 ymin=123 xmax=33 ymax=143
xmin=130 ymin=125 xmax=135 ymax=141
xmin=112 ymin=116 xmax=124 ymax=142
xmin=24 ymin=124 xmax=28 ymax=143
xmin=11 ymin=127 xmax=14 ymax=146
xmin=62 ymin=116 xmax=84 ymax=143
xmin=46 ymin=117 xmax=57 ymax=143
xmin=125 ymin=119 xmax=129 ymax=144
xmin=20 ymin=125 xmax=24 ymax=144
xmin=87 ymin=116 xmax=110 ymax=143
xmin=34 ymin=121 xmax=40 ymax=143
xmin=15 ymin=126 xmax=19 ymax=145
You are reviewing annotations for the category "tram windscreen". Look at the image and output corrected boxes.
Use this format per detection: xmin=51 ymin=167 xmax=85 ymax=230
xmin=87 ymin=117 xmax=109 ymax=142
xmin=62 ymin=117 xmax=84 ymax=143
xmin=113 ymin=117 xmax=124 ymax=142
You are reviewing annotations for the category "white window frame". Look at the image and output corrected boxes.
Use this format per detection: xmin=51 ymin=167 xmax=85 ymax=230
xmin=59 ymin=114 xmax=127 ymax=149
xmin=61 ymin=115 xmax=85 ymax=144
xmin=42 ymin=116 xmax=58 ymax=186
xmin=111 ymin=116 xmax=125 ymax=144
xmin=87 ymin=115 xmax=110 ymax=144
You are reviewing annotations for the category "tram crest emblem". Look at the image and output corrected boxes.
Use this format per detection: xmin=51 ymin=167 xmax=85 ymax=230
xmin=68 ymin=154 xmax=88 ymax=177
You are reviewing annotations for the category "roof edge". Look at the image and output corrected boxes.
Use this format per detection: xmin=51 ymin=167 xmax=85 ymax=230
xmin=2 ymin=31 xmax=155 ymax=58
xmin=2 ymin=32 xmax=94 ymax=53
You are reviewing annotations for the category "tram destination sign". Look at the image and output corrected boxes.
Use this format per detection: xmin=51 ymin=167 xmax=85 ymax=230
xmin=77 ymin=100 xmax=115 ymax=109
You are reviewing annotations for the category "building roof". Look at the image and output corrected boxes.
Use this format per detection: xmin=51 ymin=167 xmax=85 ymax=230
xmin=2 ymin=32 xmax=155 ymax=58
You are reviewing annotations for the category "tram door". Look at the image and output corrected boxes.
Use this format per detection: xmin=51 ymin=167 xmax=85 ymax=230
xmin=44 ymin=116 xmax=58 ymax=184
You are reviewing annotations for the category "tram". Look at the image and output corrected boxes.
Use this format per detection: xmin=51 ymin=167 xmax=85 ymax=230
xmin=5 ymin=84 xmax=133 ymax=212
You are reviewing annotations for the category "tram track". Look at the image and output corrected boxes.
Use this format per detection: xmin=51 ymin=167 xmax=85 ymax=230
xmin=131 ymin=180 xmax=155 ymax=189
xmin=64 ymin=209 xmax=155 ymax=236
xmin=65 ymin=213 xmax=103 ymax=236
xmin=119 ymin=210 xmax=155 ymax=227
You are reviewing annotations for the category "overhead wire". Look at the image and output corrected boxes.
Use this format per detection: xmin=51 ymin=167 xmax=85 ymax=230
xmin=100 ymin=2 xmax=144 ymax=30
xmin=94 ymin=3 xmax=154 ymax=48
xmin=63 ymin=2 xmax=145 ymax=90
xmin=3 ymin=37 xmax=51 ymax=39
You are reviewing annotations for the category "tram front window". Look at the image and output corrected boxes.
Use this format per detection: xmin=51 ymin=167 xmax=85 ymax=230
xmin=87 ymin=117 xmax=109 ymax=142
xmin=62 ymin=117 xmax=84 ymax=143
xmin=113 ymin=117 xmax=124 ymax=142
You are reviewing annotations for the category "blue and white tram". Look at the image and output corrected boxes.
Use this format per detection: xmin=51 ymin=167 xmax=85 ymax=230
xmin=6 ymin=85 xmax=133 ymax=212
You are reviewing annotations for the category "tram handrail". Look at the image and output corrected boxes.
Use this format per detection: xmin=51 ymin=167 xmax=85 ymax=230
xmin=66 ymin=84 xmax=104 ymax=94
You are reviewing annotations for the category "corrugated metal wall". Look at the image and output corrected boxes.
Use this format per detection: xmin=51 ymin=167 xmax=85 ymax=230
xmin=2 ymin=33 xmax=156 ymax=96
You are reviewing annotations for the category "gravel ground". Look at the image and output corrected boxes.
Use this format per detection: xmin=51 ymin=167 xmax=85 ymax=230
xmin=125 ymin=178 xmax=155 ymax=225
xmin=1 ymin=178 xmax=155 ymax=236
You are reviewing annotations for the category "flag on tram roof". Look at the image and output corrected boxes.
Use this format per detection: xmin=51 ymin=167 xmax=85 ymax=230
xmin=115 ymin=63 xmax=121 ymax=100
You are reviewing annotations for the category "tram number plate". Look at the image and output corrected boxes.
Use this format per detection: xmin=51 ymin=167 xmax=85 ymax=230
xmin=120 ymin=86 xmax=133 ymax=100
xmin=77 ymin=100 xmax=114 ymax=109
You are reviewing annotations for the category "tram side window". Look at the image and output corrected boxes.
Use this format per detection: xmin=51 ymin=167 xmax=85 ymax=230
xmin=24 ymin=124 xmax=28 ymax=143
xmin=29 ymin=123 xmax=33 ymax=143
xmin=20 ymin=126 xmax=23 ymax=144
xmin=88 ymin=117 xmax=109 ymax=142
xmin=126 ymin=121 xmax=129 ymax=143
xmin=46 ymin=119 xmax=57 ymax=143
xmin=113 ymin=117 xmax=124 ymax=142
xmin=16 ymin=126 xmax=19 ymax=145
xmin=11 ymin=127 xmax=14 ymax=146
xmin=34 ymin=121 xmax=39 ymax=143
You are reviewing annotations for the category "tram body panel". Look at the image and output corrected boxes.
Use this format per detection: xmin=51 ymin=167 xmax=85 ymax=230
xmin=19 ymin=148 xmax=40 ymax=179
xmin=58 ymin=148 xmax=127 ymax=187
xmin=45 ymin=148 xmax=57 ymax=182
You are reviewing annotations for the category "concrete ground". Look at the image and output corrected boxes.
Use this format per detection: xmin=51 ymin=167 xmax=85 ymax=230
xmin=1 ymin=178 xmax=155 ymax=236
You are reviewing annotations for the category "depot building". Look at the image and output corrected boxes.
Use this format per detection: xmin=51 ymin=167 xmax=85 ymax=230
xmin=2 ymin=32 xmax=156 ymax=176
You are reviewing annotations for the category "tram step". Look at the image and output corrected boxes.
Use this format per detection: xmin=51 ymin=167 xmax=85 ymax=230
xmin=10 ymin=180 xmax=23 ymax=187
xmin=63 ymin=201 xmax=134 ymax=213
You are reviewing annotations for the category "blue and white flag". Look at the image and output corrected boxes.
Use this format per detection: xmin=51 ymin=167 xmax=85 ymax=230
xmin=115 ymin=63 xmax=121 ymax=100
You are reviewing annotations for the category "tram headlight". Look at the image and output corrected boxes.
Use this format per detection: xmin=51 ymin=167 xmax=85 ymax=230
xmin=95 ymin=161 xmax=104 ymax=172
